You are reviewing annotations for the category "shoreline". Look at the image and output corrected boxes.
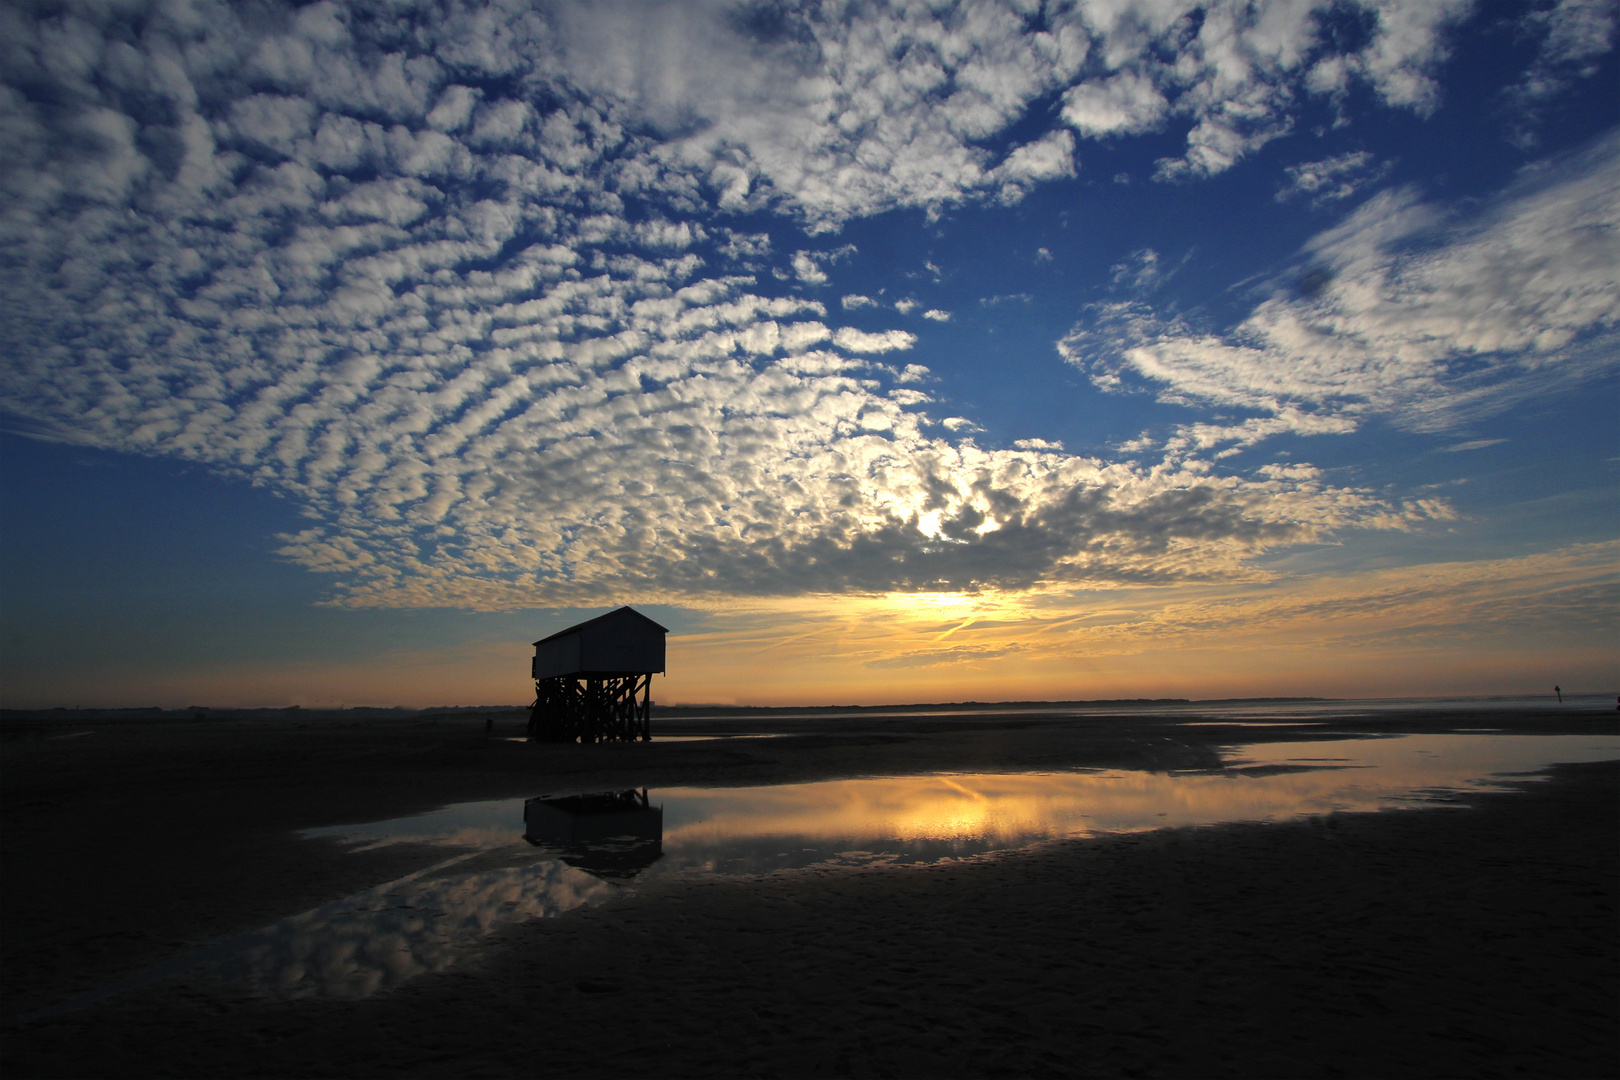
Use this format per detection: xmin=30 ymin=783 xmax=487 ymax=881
xmin=3 ymin=709 xmax=1616 ymax=1076
xmin=3 ymin=690 xmax=1610 ymax=725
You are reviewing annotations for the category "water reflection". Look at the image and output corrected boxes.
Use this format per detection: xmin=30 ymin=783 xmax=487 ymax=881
xmin=314 ymin=735 xmax=1620 ymax=878
xmin=21 ymin=849 xmax=618 ymax=1019
xmin=524 ymin=789 xmax=664 ymax=880
xmin=39 ymin=733 xmax=1617 ymax=1014
xmin=189 ymin=855 xmax=614 ymax=999
xmin=648 ymin=734 xmax=1615 ymax=870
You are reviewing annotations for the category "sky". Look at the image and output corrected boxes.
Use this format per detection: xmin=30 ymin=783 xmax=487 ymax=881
xmin=1 ymin=0 xmax=1616 ymax=709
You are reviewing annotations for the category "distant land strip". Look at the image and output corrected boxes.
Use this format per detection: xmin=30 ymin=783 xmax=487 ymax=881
xmin=0 ymin=698 xmax=1340 ymax=723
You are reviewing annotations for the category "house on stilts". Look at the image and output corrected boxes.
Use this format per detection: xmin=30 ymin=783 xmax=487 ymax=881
xmin=528 ymin=606 xmax=667 ymax=742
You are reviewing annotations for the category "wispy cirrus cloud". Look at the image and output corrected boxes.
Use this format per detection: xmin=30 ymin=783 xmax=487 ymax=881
xmin=1504 ymin=0 xmax=1618 ymax=148
xmin=1061 ymin=128 xmax=1620 ymax=453
xmin=670 ymin=541 xmax=1618 ymax=698
xmin=1276 ymin=151 xmax=1391 ymax=207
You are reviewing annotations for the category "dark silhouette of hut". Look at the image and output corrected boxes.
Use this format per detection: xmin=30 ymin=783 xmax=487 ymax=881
xmin=528 ymin=606 xmax=666 ymax=742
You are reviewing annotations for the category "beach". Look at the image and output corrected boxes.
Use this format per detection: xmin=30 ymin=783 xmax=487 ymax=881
xmin=2 ymin=706 xmax=1616 ymax=1078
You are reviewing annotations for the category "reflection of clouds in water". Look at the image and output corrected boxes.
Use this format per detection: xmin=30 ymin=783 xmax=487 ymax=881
xmin=333 ymin=825 xmax=520 ymax=853
xmin=306 ymin=799 xmax=551 ymax=851
xmin=192 ymin=858 xmax=613 ymax=1000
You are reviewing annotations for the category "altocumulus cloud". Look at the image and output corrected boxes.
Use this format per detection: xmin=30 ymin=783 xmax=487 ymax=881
xmin=2 ymin=1 xmax=1501 ymax=610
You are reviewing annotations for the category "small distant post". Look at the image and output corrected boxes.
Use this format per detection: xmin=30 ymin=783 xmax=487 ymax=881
xmin=527 ymin=607 xmax=666 ymax=743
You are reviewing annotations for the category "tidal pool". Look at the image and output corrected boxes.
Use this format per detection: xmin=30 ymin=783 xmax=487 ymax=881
xmin=29 ymin=732 xmax=1618 ymax=1014
xmin=308 ymin=733 xmax=1620 ymax=868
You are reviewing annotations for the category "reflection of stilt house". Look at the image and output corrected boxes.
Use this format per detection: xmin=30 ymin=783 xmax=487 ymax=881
xmin=528 ymin=606 xmax=667 ymax=743
xmin=523 ymin=789 xmax=664 ymax=879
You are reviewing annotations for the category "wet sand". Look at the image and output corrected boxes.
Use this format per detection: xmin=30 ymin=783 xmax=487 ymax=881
xmin=2 ymin=707 xmax=1616 ymax=1077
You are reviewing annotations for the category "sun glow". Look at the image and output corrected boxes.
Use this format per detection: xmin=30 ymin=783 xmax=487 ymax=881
xmin=880 ymin=590 xmax=984 ymax=621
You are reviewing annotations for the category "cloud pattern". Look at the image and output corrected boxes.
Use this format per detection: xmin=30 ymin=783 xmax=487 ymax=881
xmin=1 ymin=1 xmax=1609 ymax=610
xmin=1063 ymin=129 xmax=1620 ymax=454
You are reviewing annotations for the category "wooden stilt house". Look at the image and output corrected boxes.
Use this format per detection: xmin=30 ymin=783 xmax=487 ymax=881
xmin=528 ymin=606 xmax=667 ymax=743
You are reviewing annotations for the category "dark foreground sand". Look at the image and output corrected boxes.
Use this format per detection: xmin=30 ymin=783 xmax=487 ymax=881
xmin=2 ymin=707 xmax=1616 ymax=1078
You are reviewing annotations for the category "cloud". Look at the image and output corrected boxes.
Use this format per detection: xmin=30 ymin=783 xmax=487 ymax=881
xmin=1108 ymin=248 xmax=1176 ymax=293
xmin=777 ymin=540 xmax=1613 ymax=676
xmin=992 ymin=128 xmax=1077 ymax=203
xmin=0 ymin=0 xmax=1541 ymax=615
xmin=1504 ymin=0 xmax=1619 ymax=147
xmin=1060 ymin=129 xmax=1620 ymax=447
xmin=1327 ymin=3 xmax=1475 ymax=110
xmin=832 ymin=328 xmax=918 ymax=354
xmin=1069 ymin=541 xmax=1620 ymax=654
xmin=864 ymin=643 xmax=1028 ymax=670
xmin=1049 ymin=0 xmax=1465 ymax=181
xmin=669 ymin=540 xmax=1619 ymax=700
xmin=1439 ymin=438 xmax=1507 ymax=453
xmin=792 ymin=251 xmax=828 ymax=286
xmin=841 ymin=294 xmax=878 ymax=310
xmin=1276 ymin=151 xmax=1391 ymax=206
xmin=790 ymin=245 xmax=855 ymax=286
xmin=717 ymin=230 xmax=771 ymax=263
xmin=922 ymin=309 xmax=952 ymax=323
xmin=1 ymin=172 xmax=1407 ymax=612
xmin=0 ymin=0 xmax=1595 ymax=248
xmin=447 ymin=0 xmax=1512 ymax=224
xmin=1061 ymin=70 xmax=1169 ymax=137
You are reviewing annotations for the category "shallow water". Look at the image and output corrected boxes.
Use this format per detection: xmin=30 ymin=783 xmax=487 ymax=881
xmin=307 ymin=733 xmax=1620 ymax=874
xmin=29 ymin=731 xmax=1618 ymax=1014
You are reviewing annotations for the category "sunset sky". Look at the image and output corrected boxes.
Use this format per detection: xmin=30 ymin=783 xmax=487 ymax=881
xmin=2 ymin=0 xmax=1616 ymax=709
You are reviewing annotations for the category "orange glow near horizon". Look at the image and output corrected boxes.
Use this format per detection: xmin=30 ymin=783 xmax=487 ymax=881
xmin=4 ymin=543 xmax=1613 ymax=710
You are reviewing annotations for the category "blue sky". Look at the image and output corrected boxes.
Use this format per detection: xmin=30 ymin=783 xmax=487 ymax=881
xmin=1 ymin=0 xmax=1616 ymax=708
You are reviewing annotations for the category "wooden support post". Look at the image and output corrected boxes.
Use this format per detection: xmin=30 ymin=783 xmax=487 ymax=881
xmin=638 ymin=673 xmax=651 ymax=741
xmin=529 ymin=671 xmax=657 ymax=744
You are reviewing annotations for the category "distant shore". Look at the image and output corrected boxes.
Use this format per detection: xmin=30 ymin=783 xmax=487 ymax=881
xmin=10 ymin=690 xmax=1616 ymax=725
xmin=1 ymin=696 xmax=1315 ymax=722
xmin=3 ymin=705 xmax=1615 ymax=1077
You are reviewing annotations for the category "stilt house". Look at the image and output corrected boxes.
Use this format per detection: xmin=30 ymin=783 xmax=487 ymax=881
xmin=528 ymin=606 xmax=667 ymax=743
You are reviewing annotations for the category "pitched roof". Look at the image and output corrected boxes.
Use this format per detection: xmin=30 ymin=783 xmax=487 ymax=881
xmin=532 ymin=605 xmax=669 ymax=646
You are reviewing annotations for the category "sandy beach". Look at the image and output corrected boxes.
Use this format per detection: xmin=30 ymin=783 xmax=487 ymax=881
xmin=2 ymin=706 xmax=1616 ymax=1078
